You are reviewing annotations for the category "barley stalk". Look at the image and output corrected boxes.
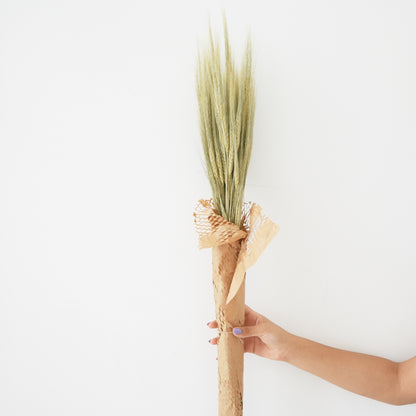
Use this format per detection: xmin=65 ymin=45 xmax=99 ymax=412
xmin=196 ymin=14 xmax=255 ymax=227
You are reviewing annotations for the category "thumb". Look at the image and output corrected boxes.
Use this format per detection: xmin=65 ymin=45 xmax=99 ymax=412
xmin=232 ymin=324 xmax=264 ymax=338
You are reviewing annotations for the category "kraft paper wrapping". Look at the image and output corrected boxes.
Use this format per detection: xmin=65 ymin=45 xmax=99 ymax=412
xmin=194 ymin=198 xmax=279 ymax=416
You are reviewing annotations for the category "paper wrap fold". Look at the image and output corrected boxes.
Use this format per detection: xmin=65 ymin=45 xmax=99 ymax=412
xmin=194 ymin=198 xmax=279 ymax=416
xmin=194 ymin=198 xmax=280 ymax=305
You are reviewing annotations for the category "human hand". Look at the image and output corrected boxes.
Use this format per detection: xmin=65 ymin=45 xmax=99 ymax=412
xmin=207 ymin=304 xmax=292 ymax=361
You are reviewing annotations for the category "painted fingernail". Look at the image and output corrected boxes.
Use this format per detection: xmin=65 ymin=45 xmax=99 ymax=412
xmin=207 ymin=321 xmax=211 ymax=326
xmin=208 ymin=338 xmax=212 ymax=343
xmin=233 ymin=328 xmax=242 ymax=335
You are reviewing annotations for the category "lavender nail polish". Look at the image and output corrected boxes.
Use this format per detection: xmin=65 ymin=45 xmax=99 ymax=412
xmin=233 ymin=328 xmax=242 ymax=335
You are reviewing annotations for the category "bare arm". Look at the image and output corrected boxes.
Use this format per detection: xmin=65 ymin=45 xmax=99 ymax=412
xmin=285 ymin=334 xmax=416 ymax=406
xmin=208 ymin=305 xmax=416 ymax=406
xmin=398 ymin=355 xmax=416 ymax=405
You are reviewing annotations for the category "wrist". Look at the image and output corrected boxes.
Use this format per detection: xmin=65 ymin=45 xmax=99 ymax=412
xmin=277 ymin=331 xmax=298 ymax=363
xmin=266 ymin=321 xmax=297 ymax=362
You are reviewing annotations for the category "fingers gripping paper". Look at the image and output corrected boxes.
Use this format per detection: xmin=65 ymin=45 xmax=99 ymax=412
xmin=194 ymin=198 xmax=279 ymax=416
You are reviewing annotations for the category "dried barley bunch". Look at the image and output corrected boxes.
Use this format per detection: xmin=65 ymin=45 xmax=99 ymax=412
xmin=196 ymin=15 xmax=255 ymax=227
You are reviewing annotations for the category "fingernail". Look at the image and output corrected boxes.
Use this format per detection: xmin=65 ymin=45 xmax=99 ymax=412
xmin=208 ymin=338 xmax=212 ymax=343
xmin=233 ymin=328 xmax=242 ymax=335
xmin=216 ymin=357 xmax=218 ymax=360
xmin=207 ymin=321 xmax=211 ymax=326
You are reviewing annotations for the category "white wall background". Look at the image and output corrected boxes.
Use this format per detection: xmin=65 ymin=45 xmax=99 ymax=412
xmin=1 ymin=1 xmax=415 ymax=415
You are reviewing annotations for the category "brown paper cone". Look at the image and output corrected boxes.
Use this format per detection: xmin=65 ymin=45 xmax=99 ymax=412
xmin=194 ymin=198 xmax=279 ymax=416
xmin=212 ymin=241 xmax=246 ymax=416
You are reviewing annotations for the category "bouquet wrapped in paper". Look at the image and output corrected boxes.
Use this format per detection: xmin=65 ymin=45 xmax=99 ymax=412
xmin=193 ymin=16 xmax=279 ymax=416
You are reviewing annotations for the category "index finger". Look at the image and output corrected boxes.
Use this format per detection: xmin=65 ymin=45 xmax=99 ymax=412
xmin=207 ymin=320 xmax=218 ymax=329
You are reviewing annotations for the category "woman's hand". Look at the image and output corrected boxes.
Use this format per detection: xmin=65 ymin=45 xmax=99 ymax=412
xmin=207 ymin=304 xmax=416 ymax=405
xmin=207 ymin=304 xmax=292 ymax=361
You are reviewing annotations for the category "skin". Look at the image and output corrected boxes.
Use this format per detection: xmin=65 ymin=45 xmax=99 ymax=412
xmin=207 ymin=304 xmax=416 ymax=406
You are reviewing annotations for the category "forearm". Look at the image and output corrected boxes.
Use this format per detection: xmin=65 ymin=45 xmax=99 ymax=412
xmin=283 ymin=333 xmax=402 ymax=405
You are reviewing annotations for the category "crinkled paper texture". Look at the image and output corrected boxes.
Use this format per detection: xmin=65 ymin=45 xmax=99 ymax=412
xmin=193 ymin=198 xmax=280 ymax=305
